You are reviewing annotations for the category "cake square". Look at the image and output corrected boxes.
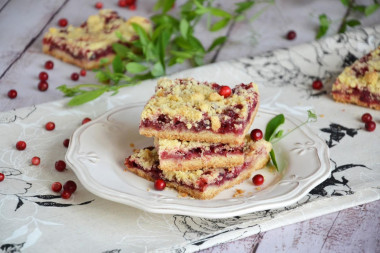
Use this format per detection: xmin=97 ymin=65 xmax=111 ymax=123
xmin=332 ymin=46 xmax=380 ymax=110
xmin=125 ymin=138 xmax=271 ymax=200
xmin=42 ymin=9 xmax=151 ymax=70
xmin=139 ymin=78 xmax=260 ymax=145
xmin=155 ymin=138 xmax=244 ymax=171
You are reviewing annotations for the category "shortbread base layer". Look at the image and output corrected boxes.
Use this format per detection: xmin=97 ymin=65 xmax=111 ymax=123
xmin=332 ymin=87 xmax=380 ymax=110
xmin=42 ymin=45 xmax=115 ymax=70
xmin=140 ymin=105 xmax=258 ymax=145
xmin=159 ymin=154 xmax=244 ymax=171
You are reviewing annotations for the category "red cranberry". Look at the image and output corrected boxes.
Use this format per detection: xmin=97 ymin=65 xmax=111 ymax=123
xmin=129 ymin=4 xmax=136 ymax=10
xmin=365 ymin=121 xmax=376 ymax=132
xmin=0 ymin=173 xmax=4 ymax=182
xmin=312 ymin=79 xmax=323 ymax=90
xmin=119 ymin=0 xmax=127 ymax=7
xmin=126 ymin=0 xmax=135 ymax=5
xmin=45 ymin=60 xmax=54 ymax=70
xmin=51 ymin=182 xmax=62 ymax=192
xmin=45 ymin=121 xmax=55 ymax=131
xmin=55 ymin=160 xmax=66 ymax=172
xmin=31 ymin=156 xmax=40 ymax=165
xmin=286 ymin=30 xmax=296 ymax=40
xmin=219 ymin=86 xmax=232 ymax=98
xmin=58 ymin=18 xmax=68 ymax=27
xmin=250 ymin=129 xmax=263 ymax=141
xmin=95 ymin=2 xmax=103 ymax=9
xmin=71 ymin=72 xmax=79 ymax=81
xmin=63 ymin=180 xmax=77 ymax=193
xmin=39 ymin=71 xmax=49 ymax=81
xmin=154 ymin=179 xmax=166 ymax=190
xmin=361 ymin=113 xmax=372 ymax=123
xmin=82 ymin=117 xmax=92 ymax=124
xmin=8 ymin=89 xmax=17 ymax=99
xmin=61 ymin=191 xmax=71 ymax=199
xmin=63 ymin=139 xmax=70 ymax=148
xmin=252 ymin=174 xmax=264 ymax=186
xmin=80 ymin=69 xmax=86 ymax=76
xmin=16 ymin=141 xmax=26 ymax=151
xmin=38 ymin=81 xmax=49 ymax=91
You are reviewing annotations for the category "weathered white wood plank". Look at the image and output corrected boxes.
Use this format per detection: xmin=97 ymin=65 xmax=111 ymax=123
xmin=199 ymin=200 xmax=380 ymax=253
xmin=0 ymin=0 xmax=65 ymax=75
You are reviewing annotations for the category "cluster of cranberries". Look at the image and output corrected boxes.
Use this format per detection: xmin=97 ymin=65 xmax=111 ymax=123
xmin=51 ymin=180 xmax=77 ymax=199
xmin=118 ymin=0 xmax=137 ymax=10
xmin=4 ymin=117 xmax=93 ymax=199
xmin=362 ymin=112 xmax=376 ymax=132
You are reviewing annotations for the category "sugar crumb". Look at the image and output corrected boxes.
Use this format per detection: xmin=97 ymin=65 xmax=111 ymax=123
xmin=233 ymin=189 xmax=245 ymax=197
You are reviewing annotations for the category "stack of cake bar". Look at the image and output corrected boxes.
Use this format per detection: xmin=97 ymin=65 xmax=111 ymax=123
xmin=125 ymin=77 xmax=272 ymax=199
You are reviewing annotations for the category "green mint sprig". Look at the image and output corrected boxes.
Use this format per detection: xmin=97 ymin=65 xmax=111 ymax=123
xmin=316 ymin=0 xmax=379 ymax=39
xmin=58 ymin=0 xmax=275 ymax=106
xmin=265 ymin=110 xmax=317 ymax=171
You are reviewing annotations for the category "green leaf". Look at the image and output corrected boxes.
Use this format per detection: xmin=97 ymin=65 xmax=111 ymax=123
xmin=112 ymin=55 xmax=124 ymax=74
xmin=126 ymin=62 xmax=148 ymax=73
xmin=353 ymin=5 xmax=366 ymax=13
xmin=151 ymin=62 xmax=165 ymax=77
xmin=95 ymin=71 xmax=110 ymax=83
xmin=207 ymin=36 xmax=226 ymax=52
xmin=264 ymin=114 xmax=285 ymax=141
xmin=67 ymin=89 xmax=106 ymax=106
xmin=57 ymin=85 xmax=81 ymax=97
xmin=112 ymin=43 xmax=130 ymax=58
xmin=131 ymin=23 xmax=150 ymax=47
xmin=316 ymin=14 xmax=331 ymax=39
xmin=180 ymin=19 xmax=190 ymax=39
xmin=209 ymin=7 xmax=233 ymax=18
xmin=340 ymin=0 xmax=349 ymax=6
xmin=170 ymin=50 xmax=194 ymax=58
xmin=365 ymin=4 xmax=380 ymax=16
xmin=346 ymin=19 xmax=361 ymax=27
xmin=235 ymin=1 xmax=255 ymax=14
xmin=210 ymin=18 xmax=230 ymax=31
xmin=269 ymin=150 xmax=279 ymax=171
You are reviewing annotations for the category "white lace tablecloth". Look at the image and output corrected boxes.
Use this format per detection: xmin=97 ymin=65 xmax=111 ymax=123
xmin=1 ymin=26 xmax=380 ymax=252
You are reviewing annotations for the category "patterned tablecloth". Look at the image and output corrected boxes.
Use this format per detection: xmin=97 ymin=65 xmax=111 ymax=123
xmin=1 ymin=26 xmax=379 ymax=252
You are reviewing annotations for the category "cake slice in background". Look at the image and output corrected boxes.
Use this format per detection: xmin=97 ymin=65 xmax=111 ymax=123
xmin=42 ymin=9 xmax=151 ymax=69
xmin=332 ymin=46 xmax=380 ymax=110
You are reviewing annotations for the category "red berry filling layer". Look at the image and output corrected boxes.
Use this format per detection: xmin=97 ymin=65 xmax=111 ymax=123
xmin=160 ymin=143 xmax=244 ymax=160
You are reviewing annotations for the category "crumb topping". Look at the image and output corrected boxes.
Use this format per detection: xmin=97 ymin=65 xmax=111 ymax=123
xmin=335 ymin=46 xmax=380 ymax=93
xmin=43 ymin=9 xmax=151 ymax=58
xmin=155 ymin=138 xmax=242 ymax=153
xmin=141 ymin=77 xmax=259 ymax=130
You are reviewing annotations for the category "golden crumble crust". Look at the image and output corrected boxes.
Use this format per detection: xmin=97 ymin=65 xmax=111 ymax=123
xmin=140 ymin=77 xmax=260 ymax=144
xmin=332 ymin=46 xmax=380 ymax=110
xmin=42 ymin=9 xmax=151 ymax=69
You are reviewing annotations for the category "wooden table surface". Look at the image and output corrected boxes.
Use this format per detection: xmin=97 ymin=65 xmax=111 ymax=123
xmin=1 ymin=0 xmax=379 ymax=252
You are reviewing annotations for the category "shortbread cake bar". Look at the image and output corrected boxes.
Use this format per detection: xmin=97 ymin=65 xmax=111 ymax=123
xmin=42 ymin=9 xmax=151 ymax=69
xmin=154 ymin=138 xmax=244 ymax=171
xmin=332 ymin=46 xmax=380 ymax=110
xmin=139 ymin=78 xmax=260 ymax=145
xmin=125 ymin=138 xmax=271 ymax=200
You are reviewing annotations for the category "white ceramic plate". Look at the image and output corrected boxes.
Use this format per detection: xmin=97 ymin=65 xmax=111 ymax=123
xmin=66 ymin=103 xmax=331 ymax=218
